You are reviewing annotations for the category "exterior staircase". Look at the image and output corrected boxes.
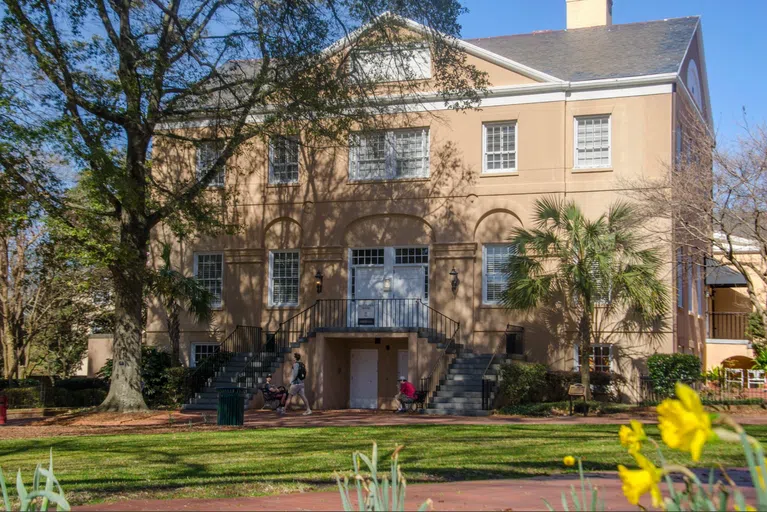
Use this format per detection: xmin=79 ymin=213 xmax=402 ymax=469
xmin=425 ymin=351 xmax=506 ymax=417
xmin=184 ymin=351 xmax=285 ymax=411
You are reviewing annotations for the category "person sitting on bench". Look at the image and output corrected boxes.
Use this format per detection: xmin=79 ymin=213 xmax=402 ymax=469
xmin=395 ymin=375 xmax=416 ymax=413
xmin=260 ymin=375 xmax=287 ymax=415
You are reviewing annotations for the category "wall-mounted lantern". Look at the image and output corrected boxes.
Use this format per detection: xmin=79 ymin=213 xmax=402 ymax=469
xmin=449 ymin=268 xmax=459 ymax=295
xmin=383 ymin=278 xmax=392 ymax=292
xmin=315 ymin=270 xmax=324 ymax=294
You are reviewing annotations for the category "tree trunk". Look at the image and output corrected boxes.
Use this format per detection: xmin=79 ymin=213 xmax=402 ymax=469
xmin=578 ymin=311 xmax=592 ymax=401
xmin=100 ymin=223 xmax=150 ymax=412
xmin=167 ymin=300 xmax=181 ymax=366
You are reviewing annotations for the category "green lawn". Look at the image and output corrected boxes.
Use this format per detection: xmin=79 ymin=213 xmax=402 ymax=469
xmin=1 ymin=424 xmax=765 ymax=505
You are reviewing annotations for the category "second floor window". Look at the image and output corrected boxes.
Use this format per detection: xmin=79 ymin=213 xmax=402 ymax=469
xmin=269 ymin=136 xmax=299 ymax=184
xmin=349 ymin=128 xmax=429 ymax=181
xmin=270 ymin=250 xmax=299 ymax=306
xmin=197 ymin=142 xmax=226 ymax=187
xmin=483 ymin=122 xmax=517 ymax=173
xmin=575 ymin=115 xmax=611 ymax=169
xmin=483 ymin=244 xmax=514 ymax=304
xmin=194 ymin=253 xmax=223 ymax=308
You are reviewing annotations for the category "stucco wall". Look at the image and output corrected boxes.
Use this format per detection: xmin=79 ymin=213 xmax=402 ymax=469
xmin=143 ymin=46 xmax=691 ymax=397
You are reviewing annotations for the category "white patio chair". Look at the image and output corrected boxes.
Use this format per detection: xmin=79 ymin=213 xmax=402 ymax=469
xmin=747 ymin=370 xmax=765 ymax=389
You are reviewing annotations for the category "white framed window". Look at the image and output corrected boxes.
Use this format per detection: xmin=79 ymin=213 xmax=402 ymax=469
xmin=676 ymin=248 xmax=684 ymax=308
xmin=351 ymin=46 xmax=431 ymax=83
xmin=349 ymin=248 xmax=385 ymax=300
xmin=349 ymin=128 xmax=430 ymax=181
xmin=687 ymin=255 xmax=694 ymax=314
xmin=675 ymin=125 xmax=684 ymax=170
xmin=483 ymin=122 xmax=518 ymax=173
xmin=191 ymin=343 xmax=219 ymax=368
xmin=194 ymin=253 xmax=224 ymax=308
xmin=269 ymin=250 xmax=300 ymax=306
xmin=589 ymin=260 xmax=612 ymax=306
xmin=483 ymin=245 xmax=514 ymax=304
xmin=574 ymin=344 xmax=613 ymax=373
xmin=269 ymin=136 xmax=299 ymax=184
xmin=197 ymin=141 xmax=226 ymax=187
xmin=574 ymin=115 xmax=611 ymax=169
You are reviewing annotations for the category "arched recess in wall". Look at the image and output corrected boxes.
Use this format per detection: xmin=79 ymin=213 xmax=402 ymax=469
xmin=263 ymin=217 xmax=303 ymax=249
xmin=343 ymin=214 xmax=436 ymax=247
xmin=473 ymin=209 xmax=523 ymax=243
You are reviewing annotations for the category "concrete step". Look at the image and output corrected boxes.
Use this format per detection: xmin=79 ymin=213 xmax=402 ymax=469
xmin=445 ymin=375 xmax=482 ymax=383
xmin=431 ymin=395 xmax=491 ymax=404
xmin=436 ymin=384 xmax=483 ymax=392
xmin=430 ymin=390 xmax=482 ymax=398
xmin=424 ymin=408 xmax=490 ymax=417
xmin=430 ymin=402 xmax=485 ymax=411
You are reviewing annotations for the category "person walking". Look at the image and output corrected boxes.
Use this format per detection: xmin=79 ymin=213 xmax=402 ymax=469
xmin=286 ymin=353 xmax=312 ymax=415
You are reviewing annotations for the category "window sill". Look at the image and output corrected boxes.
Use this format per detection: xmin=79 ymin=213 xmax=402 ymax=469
xmin=267 ymin=182 xmax=300 ymax=188
xmin=347 ymin=177 xmax=430 ymax=185
xmin=266 ymin=304 xmax=300 ymax=310
xmin=572 ymin=167 xmax=613 ymax=174
xmin=480 ymin=171 xmax=519 ymax=178
xmin=479 ymin=303 xmax=505 ymax=310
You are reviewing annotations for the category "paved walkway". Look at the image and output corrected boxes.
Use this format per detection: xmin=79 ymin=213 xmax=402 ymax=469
xmin=77 ymin=471 xmax=758 ymax=511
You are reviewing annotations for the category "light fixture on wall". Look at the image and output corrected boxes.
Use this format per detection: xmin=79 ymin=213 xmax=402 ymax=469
xmin=383 ymin=278 xmax=392 ymax=292
xmin=449 ymin=268 xmax=459 ymax=295
xmin=315 ymin=269 xmax=323 ymax=294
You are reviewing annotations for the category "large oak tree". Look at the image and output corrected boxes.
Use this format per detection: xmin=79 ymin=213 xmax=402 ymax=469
xmin=0 ymin=0 xmax=486 ymax=410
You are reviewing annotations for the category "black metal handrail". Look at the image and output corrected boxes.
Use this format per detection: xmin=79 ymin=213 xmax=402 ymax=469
xmin=480 ymin=351 xmax=499 ymax=411
xmin=185 ymin=325 xmax=262 ymax=401
xmin=419 ymin=336 xmax=460 ymax=409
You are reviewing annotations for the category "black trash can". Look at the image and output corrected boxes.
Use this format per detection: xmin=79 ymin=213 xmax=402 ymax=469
xmin=216 ymin=387 xmax=245 ymax=426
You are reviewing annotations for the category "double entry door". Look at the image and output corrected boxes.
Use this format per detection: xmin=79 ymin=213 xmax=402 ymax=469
xmin=350 ymin=247 xmax=428 ymax=328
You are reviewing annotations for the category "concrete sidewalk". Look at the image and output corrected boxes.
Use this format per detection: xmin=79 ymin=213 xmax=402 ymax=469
xmin=77 ymin=471 xmax=758 ymax=511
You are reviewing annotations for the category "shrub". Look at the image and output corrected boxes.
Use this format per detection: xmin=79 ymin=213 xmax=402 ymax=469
xmin=163 ymin=366 xmax=194 ymax=405
xmin=499 ymin=401 xmax=636 ymax=417
xmin=499 ymin=362 xmax=548 ymax=404
xmin=3 ymin=387 xmax=43 ymax=408
xmin=545 ymin=371 xmax=626 ymax=402
xmin=746 ymin=312 xmax=766 ymax=345
xmin=647 ymin=353 xmax=701 ymax=398
xmin=52 ymin=377 xmax=107 ymax=391
xmin=99 ymin=346 xmax=177 ymax=407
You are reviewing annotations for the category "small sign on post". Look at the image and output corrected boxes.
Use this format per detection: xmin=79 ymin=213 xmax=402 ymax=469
xmin=568 ymin=384 xmax=587 ymax=416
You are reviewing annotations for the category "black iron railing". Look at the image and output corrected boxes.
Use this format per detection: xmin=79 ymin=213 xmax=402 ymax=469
xmin=185 ymin=325 xmax=262 ymax=400
xmin=419 ymin=311 xmax=462 ymax=409
xmin=274 ymin=299 xmax=459 ymax=345
xmin=709 ymin=312 xmax=750 ymax=340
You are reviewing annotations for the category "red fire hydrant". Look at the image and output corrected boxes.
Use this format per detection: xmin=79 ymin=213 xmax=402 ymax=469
xmin=0 ymin=394 xmax=8 ymax=425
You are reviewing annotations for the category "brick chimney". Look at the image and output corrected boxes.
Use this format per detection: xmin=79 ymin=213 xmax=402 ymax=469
xmin=566 ymin=0 xmax=613 ymax=29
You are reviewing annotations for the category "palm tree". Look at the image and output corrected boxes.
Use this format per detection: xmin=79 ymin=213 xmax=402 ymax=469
xmin=502 ymin=197 xmax=669 ymax=398
xmin=149 ymin=244 xmax=213 ymax=366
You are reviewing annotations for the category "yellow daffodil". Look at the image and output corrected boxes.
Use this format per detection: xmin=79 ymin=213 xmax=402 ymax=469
xmin=734 ymin=505 xmax=757 ymax=512
xmin=563 ymin=456 xmax=576 ymax=467
xmin=619 ymin=420 xmax=647 ymax=455
xmin=656 ymin=382 xmax=714 ymax=461
xmin=618 ymin=453 xmax=664 ymax=508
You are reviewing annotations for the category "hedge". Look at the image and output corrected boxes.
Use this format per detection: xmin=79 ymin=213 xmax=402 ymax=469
xmin=1 ymin=384 xmax=107 ymax=409
xmin=647 ymin=353 xmax=702 ymax=398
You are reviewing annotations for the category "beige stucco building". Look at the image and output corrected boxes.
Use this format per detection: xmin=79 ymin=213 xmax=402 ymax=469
xmin=136 ymin=0 xmax=713 ymax=412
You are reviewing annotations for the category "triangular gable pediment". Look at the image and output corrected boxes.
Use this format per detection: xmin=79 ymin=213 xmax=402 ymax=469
xmin=321 ymin=12 xmax=564 ymax=86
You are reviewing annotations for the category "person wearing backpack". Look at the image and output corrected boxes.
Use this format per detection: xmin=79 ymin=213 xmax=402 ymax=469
xmin=287 ymin=353 xmax=312 ymax=415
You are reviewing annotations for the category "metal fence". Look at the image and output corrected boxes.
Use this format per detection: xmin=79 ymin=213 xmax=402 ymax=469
xmin=639 ymin=376 xmax=767 ymax=404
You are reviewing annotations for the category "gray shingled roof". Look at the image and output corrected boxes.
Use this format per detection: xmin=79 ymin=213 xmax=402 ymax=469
xmin=464 ymin=17 xmax=699 ymax=82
